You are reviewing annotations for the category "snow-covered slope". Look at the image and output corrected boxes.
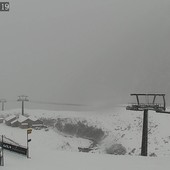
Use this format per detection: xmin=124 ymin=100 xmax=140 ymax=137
xmin=2 ymin=149 xmax=170 ymax=170
xmin=0 ymin=108 xmax=170 ymax=169
xmin=1 ymin=108 xmax=170 ymax=156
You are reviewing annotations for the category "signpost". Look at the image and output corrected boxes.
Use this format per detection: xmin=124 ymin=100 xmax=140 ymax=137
xmin=27 ymin=128 xmax=32 ymax=158
xmin=0 ymin=135 xmax=4 ymax=166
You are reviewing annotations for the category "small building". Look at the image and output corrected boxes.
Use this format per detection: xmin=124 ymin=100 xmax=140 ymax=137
xmin=18 ymin=115 xmax=30 ymax=129
xmin=6 ymin=115 xmax=44 ymax=129
xmin=11 ymin=119 xmax=20 ymax=127
xmin=20 ymin=123 xmax=29 ymax=129
xmin=5 ymin=115 xmax=17 ymax=126
xmin=0 ymin=118 xmax=4 ymax=123
xmin=28 ymin=116 xmax=43 ymax=128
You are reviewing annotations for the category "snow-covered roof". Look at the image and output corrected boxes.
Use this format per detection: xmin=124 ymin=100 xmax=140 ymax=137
xmin=5 ymin=115 xmax=16 ymax=121
xmin=28 ymin=116 xmax=38 ymax=121
xmin=18 ymin=115 xmax=29 ymax=123
xmin=11 ymin=119 xmax=19 ymax=124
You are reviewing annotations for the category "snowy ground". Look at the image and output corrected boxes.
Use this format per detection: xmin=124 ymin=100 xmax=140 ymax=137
xmin=0 ymin=108 xmax=170 ymax=169
xmin=2 ymin=150 xmax=170 ymax=170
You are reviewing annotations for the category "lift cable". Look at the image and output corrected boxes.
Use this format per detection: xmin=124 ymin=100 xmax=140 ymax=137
xmin=28 ymin=100 xmax=89 ymax=107
xmin=0 ymin=99 xmax=89 ymax=107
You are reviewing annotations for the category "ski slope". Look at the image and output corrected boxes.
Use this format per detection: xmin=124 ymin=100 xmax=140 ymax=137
xmin=2 ymin=149 xmax=170 ymax=170
xmin=0 ymin=108 xmax=170 ymax=169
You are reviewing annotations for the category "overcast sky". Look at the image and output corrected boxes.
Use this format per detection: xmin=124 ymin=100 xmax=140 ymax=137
xmin=0 ymin=0 xmax=170 ymax=110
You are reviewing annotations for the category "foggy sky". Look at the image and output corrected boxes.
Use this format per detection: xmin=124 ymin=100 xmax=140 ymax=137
xmin=0 ymin=0 xmax=170 ymax=110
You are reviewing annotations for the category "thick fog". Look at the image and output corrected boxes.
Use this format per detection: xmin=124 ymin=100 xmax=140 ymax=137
xmin=0 ymin=0 xmax=170 ymax=110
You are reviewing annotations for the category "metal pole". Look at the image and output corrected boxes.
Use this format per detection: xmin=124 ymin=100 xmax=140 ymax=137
xmin=136 ymin=95 xmax=139 ymax=105
xmin=163 ymin=95 xmax=166 ymax=111
xmin=141 ymin=109 xmax=148 ymax=156
xmin=22 ymin=101 xmax=24 ymax=116
xmin=2 ymin=102 xmax=4 ymax=111
xmin=0 ymin=99 xmax=6 ymax=111
xmin=27 ymin=132 xmax=29 ymax=158
xmin=153 ymin=95 xmax=156 ymax=105
xmin=0 ymin=149 xmax=1 ymax=166
xmin=17 ymin=95 xmax=29 ymax=116
xmin=1 ymin=135 xmax=4 ymax=166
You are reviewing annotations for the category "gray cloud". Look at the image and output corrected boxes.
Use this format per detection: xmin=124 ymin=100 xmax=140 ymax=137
xmin=0 ymin=0 xmax=170 ymax=110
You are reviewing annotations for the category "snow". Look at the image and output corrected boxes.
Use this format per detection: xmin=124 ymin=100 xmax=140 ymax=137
xmin=17 ymin=115 xmax=28 ymax=123
xmin=2 ymin=150 xmax=170 ymax=170
xmin=0 ymin=108 xmax=170 ymax=169
xmin=5 ymin=115 xmax=16 ymax=122
xmin=28 ymin=116 xmax=38 ymax=122
xmin=10 ymin=119 xmax=18 ymax=124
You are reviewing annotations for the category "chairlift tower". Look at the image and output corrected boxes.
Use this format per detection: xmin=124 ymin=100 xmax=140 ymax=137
xmin=17 ymin=95 xmax=29 ymax=116
xmin=126 ymin=93 xmax=170 ymax=156
xmin=0 ymin=99 xmax=6 ymax=111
